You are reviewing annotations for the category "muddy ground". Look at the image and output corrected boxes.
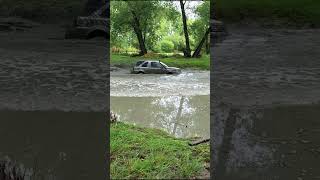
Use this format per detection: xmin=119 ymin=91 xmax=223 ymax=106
xmin=0 ymin=24 xmax=108 ymax=111
xmin=212 ymin=24 xmax=320 ymax=179
xmin=0 ymin=23 xmax=108 ymax=179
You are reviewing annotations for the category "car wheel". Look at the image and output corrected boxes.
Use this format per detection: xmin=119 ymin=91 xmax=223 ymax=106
xmin=138 ymin=71 xmax=144 ymax=74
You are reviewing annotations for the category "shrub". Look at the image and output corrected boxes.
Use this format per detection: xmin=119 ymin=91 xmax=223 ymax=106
xmin=160 ymin=40 xmax=174 ymax=53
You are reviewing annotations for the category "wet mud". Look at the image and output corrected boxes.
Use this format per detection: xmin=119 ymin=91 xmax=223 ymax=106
xmin=0 ymin=24 xmax=108 ymax=111
xmin=0 ymin=24 xmax=107 ymax=179
xmin=212 ymin=25 xmax=320 ymax=179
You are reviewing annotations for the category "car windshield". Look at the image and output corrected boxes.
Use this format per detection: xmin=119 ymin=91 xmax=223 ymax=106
xmin=141 ymin=62 xmax=148 ymax=67
xmin=160 ymin=62 xmax=168 ymax=68
xmin=136 ymin=61 xmax=144 ymax=66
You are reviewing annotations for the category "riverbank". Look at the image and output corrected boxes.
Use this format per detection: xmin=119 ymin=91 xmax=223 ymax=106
xmin=110 ymin=122 xmax=209 ymax=179
xmin=111 ymin=54 xmax=210 ymax=70
xmin=215 ymin=0 xmax=320 ymax=28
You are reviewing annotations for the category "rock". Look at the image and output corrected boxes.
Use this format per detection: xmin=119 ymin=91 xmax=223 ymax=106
xmin=110 ymin=111 xmax=119 ymax=123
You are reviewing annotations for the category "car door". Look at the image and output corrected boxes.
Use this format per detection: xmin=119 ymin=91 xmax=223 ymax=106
xmin=150 ymin=62 xmax=163 ymax=74
xmin=140 ymin=61 xmax=149 ymax=73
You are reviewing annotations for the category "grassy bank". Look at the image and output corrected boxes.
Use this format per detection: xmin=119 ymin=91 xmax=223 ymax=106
xmin=215 ymin=0 xmax=320 ymax=27
xmin=111 ymin=54 xmax=210 ymax=70
xmin=111 ymin=122 xmax=209 ymax=179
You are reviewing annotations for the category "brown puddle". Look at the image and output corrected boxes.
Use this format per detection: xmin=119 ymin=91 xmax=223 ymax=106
xmin=0 ymin=111 xmax=106 ymax=180
xmin=214 ymin=104 xmax=320 ymax=179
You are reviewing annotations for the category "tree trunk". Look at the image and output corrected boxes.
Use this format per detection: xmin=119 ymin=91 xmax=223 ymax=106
xmin=179 ymin=0 xmax=191 ymax=58
xmin=128 ymin=7 xmax=147 ymax=55
xmin=192 ymin=27 xmax=211 ymax=58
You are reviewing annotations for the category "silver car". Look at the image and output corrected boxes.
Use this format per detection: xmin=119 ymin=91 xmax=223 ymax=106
xmin=65 ymin=4 xmax=109 ymax=39
xmin=131 ymin=60 xmax=181 ymax=74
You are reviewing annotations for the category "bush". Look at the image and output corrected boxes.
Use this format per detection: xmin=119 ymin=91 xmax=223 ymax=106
xmin=160 ymin=40 xmax=174 ymax=53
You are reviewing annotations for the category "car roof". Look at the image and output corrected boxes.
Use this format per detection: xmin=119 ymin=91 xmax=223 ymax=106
xmin=140 ymin=60 xmax=160 ymax=62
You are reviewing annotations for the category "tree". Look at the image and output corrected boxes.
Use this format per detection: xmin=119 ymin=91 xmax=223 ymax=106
xmin=111 ymin=1 xmax=161 ymax=56
xmin=179 ymin=0 xmax=192 ymax=57
xmin=191 ymin=1 xmax=210 ymax=57
xmin=128 ymin=4 xmax=147 ymax=55
xmin=192 ymin=27 xmax=211 ymax=57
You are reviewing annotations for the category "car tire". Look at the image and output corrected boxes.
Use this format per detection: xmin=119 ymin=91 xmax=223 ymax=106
xmin=138 ymin=71 xmax=144 ymax=74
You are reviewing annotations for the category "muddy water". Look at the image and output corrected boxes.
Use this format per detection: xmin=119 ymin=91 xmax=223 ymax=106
xmin=111 ymin=70 xmax=210 ymax=138
xmin=111 ymin=95 xmax=209 ymax=138
xmin=111 ymin=70 xmax=209 ymax=97
xmin=214 ymin=104 xmax=320 ymax=180
xmin=212 ymin=26 xmax=320 ymax=179
xmin=0 ymin=111 xmax=106 ymax=180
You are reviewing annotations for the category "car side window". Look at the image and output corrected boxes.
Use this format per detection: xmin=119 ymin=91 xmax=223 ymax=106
xmin=141 ymin=62 xmax=148 ymax=67
xmin=151 ymin=62 xmax=160 ymax=68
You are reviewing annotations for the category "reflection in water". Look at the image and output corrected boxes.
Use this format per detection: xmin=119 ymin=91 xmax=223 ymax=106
xmin=214 ymin=104 xmax=320 ymax=180
xmin=111 ymin=95 xmax=209 ymax=138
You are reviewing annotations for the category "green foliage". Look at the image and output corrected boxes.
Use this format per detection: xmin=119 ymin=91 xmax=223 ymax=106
xmin=111 ymin=1 xmax=209 ymax=55
xmin=190 ymin=1 xmax=210 ymax=48
xmin=111 ymin=1 xmax=162 ymax=51
xmin=111 ymin=122 xmax=209 ymax=179
xmin=160 ymin=40 xmax=174 ymax=53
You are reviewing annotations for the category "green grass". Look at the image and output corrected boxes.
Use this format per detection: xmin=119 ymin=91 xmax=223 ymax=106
xmin=111 ymin=54 xmax=210 ymax=70
xmin=215 ymin=0 xmax=320 ymax=27
xmin=111 ymin=122 xmax=209 ymax=179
